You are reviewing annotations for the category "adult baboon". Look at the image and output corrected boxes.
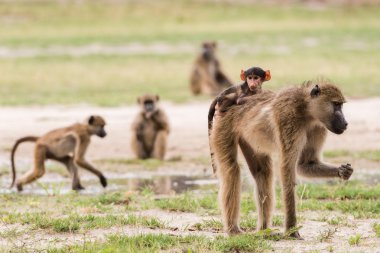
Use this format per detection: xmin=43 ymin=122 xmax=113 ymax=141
xmin=10 ymin=116 xmax=108 ymax=191
xmin=131 ymin=94 xmax=170 ymax=160
xmin=190 ymin=41 xmax=233 ymax=95
xmin=210 ymin=80 xmax=353 ymax=238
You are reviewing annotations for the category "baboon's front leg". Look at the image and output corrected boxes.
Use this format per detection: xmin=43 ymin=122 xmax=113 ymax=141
xmin=239 ymin=138 xmax=274 ymax=231
xmin=280 ymin=159 xmax=302 ymax=239
xmin=75 ymin=142 xmax=107 ymax=188
xmin=131 ymin=128 xmax=149 ymax=159
xmin=49 ymin=155 xmax=84 ymax=190
xmin=297 ymin=126 xmax=353 ymax=180
xmin=76 ymin=159 xmax=107 ymax=188
xmin=298 ymin=160 xmax=353 ymax=180
xmin=65 ymin=157 xmax=84 ymax=190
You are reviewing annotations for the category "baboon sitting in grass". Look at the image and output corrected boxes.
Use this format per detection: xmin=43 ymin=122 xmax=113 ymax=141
xmin=131 ymin=94 xmax=170 ymax=160
xmin=190 ymin=41 xmax=233 ymax=95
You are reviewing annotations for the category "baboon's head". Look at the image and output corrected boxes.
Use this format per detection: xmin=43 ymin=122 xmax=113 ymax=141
xmin=309 ymin=83 xmax=347 ymax=134
xmin=201 ymin=41 xmax=217 ymax=61
xmin=137 ymin=94 xmax=159 ymax=116
xmin=87 ymin=115 xmax=107 ymax=138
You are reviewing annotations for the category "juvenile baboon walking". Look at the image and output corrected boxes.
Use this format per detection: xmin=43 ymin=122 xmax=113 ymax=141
xmin=10 ymin=116 xmax=108 ymax=191
xmin=131 ymin=94 xmax=170 ymax=160
xmin=210 ymin=80 xmax=353 ymax=238
xmin=190 ymin=41 xmax=233 ymax=95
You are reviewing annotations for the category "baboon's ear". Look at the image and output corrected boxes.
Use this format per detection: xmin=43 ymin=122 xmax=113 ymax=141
xmin=137 ymin=97 xmax=141 ymax=104
xmin=88 ymin=116 xmax=95 ymax=125
xmin=310 ymin=85 xmax=321 ymax=98
xmin=156 ymin=95 xmax=160 ymax=102
xmin=212 ymin=41 xmax=217 ymax=48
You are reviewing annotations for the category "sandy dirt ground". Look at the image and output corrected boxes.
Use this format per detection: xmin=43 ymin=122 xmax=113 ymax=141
xmin=0 ymin=97 xmax=380 ymax=164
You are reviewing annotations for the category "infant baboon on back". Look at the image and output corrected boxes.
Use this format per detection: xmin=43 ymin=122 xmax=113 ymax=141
xmin=208 ymin=66 xmax=271 ymax=173
xmin=131 ymin=94 xmax=170 ymax=160
xmin=190 ymin=41 xmax=233 ymax=95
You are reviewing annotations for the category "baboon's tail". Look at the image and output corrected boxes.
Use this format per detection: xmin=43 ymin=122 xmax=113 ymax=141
xmin=208 ymin=98 xmax=218 ymax=174
xmin=10 ymin=136 xmax=38 ymax=188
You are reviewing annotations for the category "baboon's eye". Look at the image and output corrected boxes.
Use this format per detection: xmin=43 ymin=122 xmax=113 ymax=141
xmin=332 ymin=102 xmax=342 ymax=108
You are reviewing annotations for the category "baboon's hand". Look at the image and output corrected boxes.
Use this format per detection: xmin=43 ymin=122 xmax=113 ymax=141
xmin=338 ymin=163 xmax=353 ymax=180
xmin=100 ymin=175 xmax=107 ymax=188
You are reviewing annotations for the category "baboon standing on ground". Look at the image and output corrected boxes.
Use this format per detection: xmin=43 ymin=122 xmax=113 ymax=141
xmin=131 ymin=94 xmax=170 ymax=160
xmin=190 ymin=41 xmax=233 ymax=95
xmin=10 ymin=116 xmax=108 ymax=191
xmin=210 ymin=80 xmax=353 ymax=238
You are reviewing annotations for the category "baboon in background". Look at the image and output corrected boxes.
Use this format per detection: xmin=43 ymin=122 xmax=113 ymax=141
xmin=10 ymin=116 xmax=108 ymax=191
xmin=211 ymin=80 xmax=353 ymax=238
xmin=131 ymin=94 xmax=170 ymax=160
xmin=190 ymin=41 xmax=233 ymax=95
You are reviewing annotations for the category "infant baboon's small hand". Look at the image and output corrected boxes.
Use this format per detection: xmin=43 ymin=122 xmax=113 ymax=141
xmin=338 ymin=163 xmax=353 ymax=180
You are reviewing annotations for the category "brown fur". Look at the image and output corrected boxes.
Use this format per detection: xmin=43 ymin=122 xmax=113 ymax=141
xmin=131 ymin=94 xmax=170 ymax=160
xmin=208 ymin=81 xmax=263 ymax=173
xmin=10 ymin=116 xmax=108 ymax=191
xmin=211 ymin=80 xmax=353 ymax=238
xmin=190 ymin=41 xmax=233 ymax=95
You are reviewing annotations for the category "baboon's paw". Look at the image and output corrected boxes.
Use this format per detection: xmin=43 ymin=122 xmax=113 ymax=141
xmin=288 ymin=231 xmax=304 ymax=240
xmin=72 ymin=184 xmax=85 ymax=191
xmin=338 ymin=163 xmax=353 ymax=180
xmin=228 ymin=226 xmax=243 ymax=235
xmin=100 ymin=175 xmax=107 ymax=188
xmin=16 ymin=183 xmax=23 ymax=192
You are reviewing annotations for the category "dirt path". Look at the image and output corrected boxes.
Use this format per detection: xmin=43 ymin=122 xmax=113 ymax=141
xmin=0 ymin=98 xmax=379 ymax=165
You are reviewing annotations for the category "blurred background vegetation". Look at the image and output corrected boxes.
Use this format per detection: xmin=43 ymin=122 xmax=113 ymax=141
xmin=0 ymin=0 xmax=379 ymax=106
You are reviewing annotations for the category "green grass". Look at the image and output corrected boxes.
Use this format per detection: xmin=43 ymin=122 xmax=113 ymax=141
xmin=324 ymin=149 xmax=380 ymax=161
xmin=2 ymin=212 xmax=165 ymax=232
xmin=155 ymin=191 xmax=218 ymax=214
xmin=95 ymin=158 xmax=166 ymax=170
xmin=48 ymin=233 xmax=271 ymax=253
xmin=373 ymin=223 xmax=380 ymax=237
xmin=0 ymin=1 xmax=379 ymax=105
xmin=348 ymin=234 xmax=362 ymax=246
xmin=297 ymin=181 xmax=380 ymax=200
xmin=0 ymin=228 xmax=23 ymax=239
xmin=1 ymin=179 xmax=380 ymax=251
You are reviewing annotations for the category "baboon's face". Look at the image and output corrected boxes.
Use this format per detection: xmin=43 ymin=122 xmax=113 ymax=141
xmin=88 ymin=116 xmax=107 ymax=138
xmin=246 ymin=75 xmax=264 ymax=91
xmin=138 ymin=94 xmax=159 ymax=115
xmin=201 ymin=42 xmax=217 ymax=61
xmin=311 ymin=85 xmax=347 ymax=135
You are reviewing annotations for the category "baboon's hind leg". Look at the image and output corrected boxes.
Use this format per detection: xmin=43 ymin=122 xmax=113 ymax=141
xmin=152 ymin=130 xmax=167 ymax=160
xmin=239 ymin=138 xmax=274 ymax=231
xmin=16 ymin=145 xmax=47 ymax=191
xmin=216 ymin=142 xmax=242 ymax=235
